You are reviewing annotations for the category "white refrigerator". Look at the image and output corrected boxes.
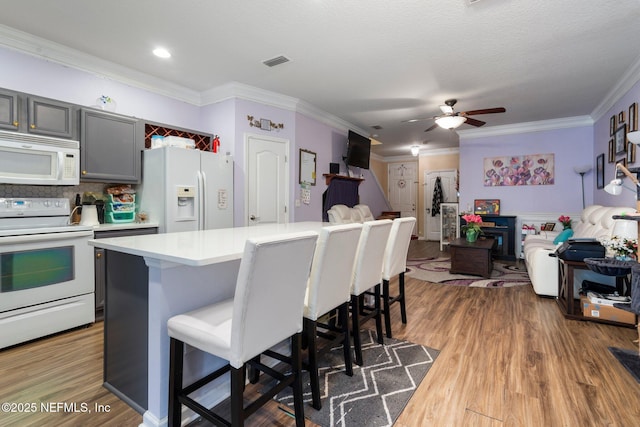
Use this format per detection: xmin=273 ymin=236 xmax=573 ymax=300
xmin=138 ymin=146 xmax=233 ymax=233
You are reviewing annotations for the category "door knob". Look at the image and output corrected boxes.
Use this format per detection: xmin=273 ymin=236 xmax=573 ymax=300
xmin=249 ymin=215 xmax=259 ymax=221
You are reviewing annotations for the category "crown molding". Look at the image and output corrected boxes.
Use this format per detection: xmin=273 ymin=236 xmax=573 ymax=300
xmin=0 ymin=25 xmax=202 ymax=105
xmin=201 ymin=82 xmax=369 ymax=136
xmin=0 ymin=23 xmax=368 ymax=136
xmin=457 ymin=115 xmax=593 ymax=139
xmin=591 ymin=55 xmax=640 ymax=122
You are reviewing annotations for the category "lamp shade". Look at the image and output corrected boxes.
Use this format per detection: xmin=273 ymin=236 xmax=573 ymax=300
xmin=573 ymin=165 xmax=592 ymax=174
xmin=411 ymin=145 xmax=420 ymax=156
xmin=435 ymin=115 xmax=467 ymax=129
xmin=628 ymin=131 xmax=640 ymax=145
xmin=612 ymin=219 xmax=638 ymax=240
xmin=604 ymin=179 xmax=623 ymax=195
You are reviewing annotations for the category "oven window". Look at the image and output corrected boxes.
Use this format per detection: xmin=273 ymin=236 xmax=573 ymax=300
xmin=0 ymin=246 xmax=74 ymax=292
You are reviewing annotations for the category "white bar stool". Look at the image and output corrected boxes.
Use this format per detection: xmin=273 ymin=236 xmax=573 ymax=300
xmin=350 ymin=219 xmax=392 ymax=366
xmin=167 ymin=231 xmax=318 ymax=427
xmin=381 ymin=217 xmax=416 ymax=338
xmin=302 ymin=223 xmax=362 ymax=410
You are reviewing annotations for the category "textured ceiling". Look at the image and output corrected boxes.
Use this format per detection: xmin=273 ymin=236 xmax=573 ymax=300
xmin=1 ymin=0 xmax=640 ymax=156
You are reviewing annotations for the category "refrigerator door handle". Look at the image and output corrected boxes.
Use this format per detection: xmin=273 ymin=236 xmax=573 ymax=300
xmin=197 ymin=170 xmax=206 ymax=230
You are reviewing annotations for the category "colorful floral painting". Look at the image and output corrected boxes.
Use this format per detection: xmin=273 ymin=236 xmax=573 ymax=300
xmin=483 ymin=154 xmax=554 ymax=186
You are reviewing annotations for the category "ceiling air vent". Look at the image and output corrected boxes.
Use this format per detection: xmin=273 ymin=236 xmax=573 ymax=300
xmin=263 ymin=55 xmax=290 ymax=67
xmin=371 ymin=125 xmax=383 ymax=130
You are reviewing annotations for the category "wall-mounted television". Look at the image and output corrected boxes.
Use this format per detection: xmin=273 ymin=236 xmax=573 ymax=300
xmin=345 ymin=130 xmax=371 ymax=169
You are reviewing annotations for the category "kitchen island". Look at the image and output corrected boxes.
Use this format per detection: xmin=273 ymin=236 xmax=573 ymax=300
xmin=89 ymin=222 xmax=324 ymax=427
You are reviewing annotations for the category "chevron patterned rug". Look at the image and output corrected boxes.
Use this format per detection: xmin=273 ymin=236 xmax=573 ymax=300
xmin=276 ymin=329 xmax=439 ymax=427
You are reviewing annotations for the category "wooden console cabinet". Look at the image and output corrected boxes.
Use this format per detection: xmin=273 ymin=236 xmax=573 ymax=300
xmin=460 ymin=214 xmax=517 ymax=260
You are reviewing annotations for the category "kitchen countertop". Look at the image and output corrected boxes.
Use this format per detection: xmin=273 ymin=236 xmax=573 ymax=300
xmin=89 ymin=221 xmax=324 ymax=266
xmin=91 ymin=222 xmax=159 ymax=232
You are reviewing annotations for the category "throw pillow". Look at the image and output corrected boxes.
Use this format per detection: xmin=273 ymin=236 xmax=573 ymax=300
xmin=553 ymin=229 xmax=574 ymax=245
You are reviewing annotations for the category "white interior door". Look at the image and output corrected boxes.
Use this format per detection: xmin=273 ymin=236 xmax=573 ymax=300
xmin=388 ymin=161 xmax=418 ymax=218
xmin=425 ymin=170 xmax=458 ymax=241
xmin=245 ymin=134 xmax=289 ymax=226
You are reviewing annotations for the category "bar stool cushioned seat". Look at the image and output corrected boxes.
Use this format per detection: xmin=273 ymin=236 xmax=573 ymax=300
xmin=381 ymin=217 xmax=416 ymax=338
xmin=167 ymin=231 xmax=318 ymax=427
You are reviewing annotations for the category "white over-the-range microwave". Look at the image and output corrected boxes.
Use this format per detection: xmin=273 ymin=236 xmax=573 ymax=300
xmin=0 ymin=130 xmax=80 ymax=186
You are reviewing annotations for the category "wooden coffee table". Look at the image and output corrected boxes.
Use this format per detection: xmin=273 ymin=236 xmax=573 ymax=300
xmin=449 ymin=237 xmax=496 ymax=278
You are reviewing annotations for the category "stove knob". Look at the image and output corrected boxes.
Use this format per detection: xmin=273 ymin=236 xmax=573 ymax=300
xmin=43 ymin=200 xmax=50 ymax=207
xmin=55 ymin=200 xmax=62 ymax=207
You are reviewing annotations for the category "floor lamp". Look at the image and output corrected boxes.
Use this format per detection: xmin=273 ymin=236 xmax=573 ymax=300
xmin=574 ymin=165 xmax=592 ymax=209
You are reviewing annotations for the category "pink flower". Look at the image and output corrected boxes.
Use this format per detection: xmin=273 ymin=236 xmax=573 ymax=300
xmin=462 ymin=214 xmax=483 ymax=224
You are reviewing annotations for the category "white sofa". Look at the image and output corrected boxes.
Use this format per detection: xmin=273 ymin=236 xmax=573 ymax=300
xmin=327 ymin=204 xmax=375 ymax=224
xmin=523 ymin=205 xmax=636 ymax=297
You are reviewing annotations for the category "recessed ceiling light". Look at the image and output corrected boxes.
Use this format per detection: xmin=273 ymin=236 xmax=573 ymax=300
xmin=153 ymin=48 xmax=171 ymax=58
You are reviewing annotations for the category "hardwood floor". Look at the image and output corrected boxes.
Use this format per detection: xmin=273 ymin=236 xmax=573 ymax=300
xmin=1 ymin=240 xmax=639 ymax=426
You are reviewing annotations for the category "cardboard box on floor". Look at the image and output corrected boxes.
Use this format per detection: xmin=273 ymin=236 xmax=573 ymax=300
xmin=580 ymin=296 xmax=636 ymax=325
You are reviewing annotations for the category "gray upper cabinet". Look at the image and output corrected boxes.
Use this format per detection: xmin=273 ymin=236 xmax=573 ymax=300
xmin=27 ymin=96 xmax=74 ymax=139
xmin=81 ymin=108 xmax=143 ymax=183
xmin=0 ymin=89 xmax=20 ymax=131
xmin=0 ymin=88 xmax=75 ymax=138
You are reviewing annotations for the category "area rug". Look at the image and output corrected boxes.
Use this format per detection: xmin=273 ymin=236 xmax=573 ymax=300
xmin=276 ymin=329 xmax=439 ymax=427
xmin=609 ymin=347 xmax=640 ymax=383
xmin=406 ymin=256 xmax=531 ymax=287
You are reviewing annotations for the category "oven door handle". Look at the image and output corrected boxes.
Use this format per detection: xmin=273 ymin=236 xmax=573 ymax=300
xmin=0 ymin=230 xmax=93 ymax=245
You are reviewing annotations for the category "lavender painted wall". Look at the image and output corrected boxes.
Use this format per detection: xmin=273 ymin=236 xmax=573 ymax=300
xmin=293 ymin=114 xmax=390 ymax=221
xmin=594 ymin=78 xmax=640 ymax=209
xmin=0 ymin=47 xmax=201 ymax=130
xmin=459 ymin=125 xmax=594 ymax=214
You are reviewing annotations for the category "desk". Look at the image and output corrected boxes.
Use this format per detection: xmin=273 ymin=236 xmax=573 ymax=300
xmin=89 ymin=222 xmax=325 ymax=427
xmin=557 ymin=258 xmax=634 ymax=327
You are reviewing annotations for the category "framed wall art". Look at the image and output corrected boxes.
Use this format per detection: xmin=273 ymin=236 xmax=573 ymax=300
xmin=615 ymin=124 xmax=627 ymax=155
xmin=610 ymin=115 xmax=617 ymax=136
xmin=619 ymin=111 xmax=626 ymax=124
xmin=542 ymin=222 xmax=556 ymax=231
xmin=597 ymin=153 xmax=605 ymax=189
xmin=483 ymin=153 xmax=554 ymax=186
xmin=608 ymin=139 xmax=615 ymax=163
xmin=628 ymin=143 xmax=636 ymax=164
xmin=474 ymin=199 xmax=500 ymax=215
xmin=630 ymin=102 xmax=638 ymax=132
xmin=299 ymin=148 xmax=316 ymax=185
xmin=616 ymin=158 xmax=627 ymax=179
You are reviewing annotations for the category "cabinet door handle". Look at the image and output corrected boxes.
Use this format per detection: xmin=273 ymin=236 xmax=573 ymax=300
xmin=82 ymin=170 xmax=87 ymax=175
xmin=96 ymin=252 xmax=102 ymax=259
xmin=13 ymin=121 xmax=18 ymax=127
xmin=30 ymin=123 xmax=36 ymax=129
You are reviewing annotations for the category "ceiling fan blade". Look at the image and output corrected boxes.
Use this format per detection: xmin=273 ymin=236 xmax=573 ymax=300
xmin=462 ymin=107 xmax=506 ymax=116
xmin=424 ymin=123 xmax=439 ymax=132
xmin=465 ymin=117 xmax=486 ymax=127
xmin=402 ymin=116 xmax=436 ymax=123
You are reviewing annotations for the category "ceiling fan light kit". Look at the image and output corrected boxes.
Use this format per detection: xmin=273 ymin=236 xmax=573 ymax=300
xmin=411 ymin=145 xmax=420 ymax=156
xmin=435 ymin=115 xmax=467 ymax=129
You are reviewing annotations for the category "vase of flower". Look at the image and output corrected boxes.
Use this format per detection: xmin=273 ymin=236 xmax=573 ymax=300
xmin=462 ymin=214 xmax=483 ymax=243
xmin=602 ymin=236 xmax=638 ymax=261
xmin=466 ymin=229 xmax=479 ymax=243
xmin=558 ymin=215 xmax=571 ymax=230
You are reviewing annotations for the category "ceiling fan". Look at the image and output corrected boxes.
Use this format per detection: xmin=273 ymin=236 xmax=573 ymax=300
xmin=404 ymin=99 xmax=506 ymax=132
